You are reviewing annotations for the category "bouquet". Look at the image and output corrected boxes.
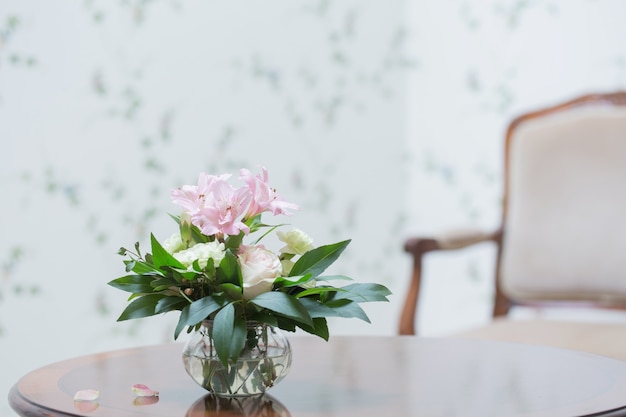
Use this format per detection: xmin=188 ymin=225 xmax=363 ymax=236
xmin=109 ymin=167 xmax=391 ymax=365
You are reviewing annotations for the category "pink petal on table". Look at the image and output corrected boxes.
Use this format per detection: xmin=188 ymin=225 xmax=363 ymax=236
xmin=73 ymin=389 xmax=100 ymax=401
xmin=133 ymin=396 xmax=160 ymax=406
xmin=74 ymin=400 xmax=99 ymax=413
xmin=132 ymin=384 xmax=159 ymax=397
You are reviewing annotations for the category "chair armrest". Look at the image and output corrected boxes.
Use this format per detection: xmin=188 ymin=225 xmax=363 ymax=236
xmin=405 ymin=228 xmax=498 ymax=254
xmin=399 ymin=228 xmax=501 ymax=335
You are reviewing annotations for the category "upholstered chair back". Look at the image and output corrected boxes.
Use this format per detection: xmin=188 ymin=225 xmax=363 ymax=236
xmin=500 ymin=105 xmax=626 ymax=305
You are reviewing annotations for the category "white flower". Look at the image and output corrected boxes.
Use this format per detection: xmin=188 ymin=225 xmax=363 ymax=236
xmin=238 ymin=245 xmax=282 ymax=299
xmin=162 ymin=233 xmax=184 ymax=254
xmin=280 ymin=259 xmax=294 ymax=276
xmin=173 ymin=241 xmax=225 ymax=269
xmin=277 ymin=228 xmax=314 ymax=255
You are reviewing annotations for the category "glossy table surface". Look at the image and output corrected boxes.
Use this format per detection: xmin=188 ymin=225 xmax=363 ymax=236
xmin=9 ymin=336 xmax=626 ymax=417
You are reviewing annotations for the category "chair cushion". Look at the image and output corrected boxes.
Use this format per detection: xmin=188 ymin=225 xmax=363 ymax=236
xmin=501 ymin=106 xmax=626 ymax=303
xmin=454 ymin=318 xmax=626 ymax=361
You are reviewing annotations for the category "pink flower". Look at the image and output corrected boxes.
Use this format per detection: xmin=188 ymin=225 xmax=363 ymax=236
xmin=74 ymin=389 xmax=99 ymax=401
xmin=241 ymin=167 xmax=298 ymax=218
xmin=170 ymin=184 xmax=203 ymax=213
xmin=171 ymin=173 xmax=251 ymax=237
xmin=238 ymin=245 xmax=282 ymax=299
xmin=132 ymin=384 xmax=159 ymax=397
xmin=171 ymin=168 xmax=297 ymax=237
xmin=192 ymin=178 xmax=251 ymax=236
xmin=170 ymin=172 xmax=228 ymax=215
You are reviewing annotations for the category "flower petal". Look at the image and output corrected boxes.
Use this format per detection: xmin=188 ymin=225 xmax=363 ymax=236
xmin=133 ymin=396 xmax=160 ymax=406
xmin=132 ymin=384 xmax=159 ymax=397
xmin=74 ymin=401 xmax=99 ymax=413
xmin=73 ymin=389 xmax=100 ymax=401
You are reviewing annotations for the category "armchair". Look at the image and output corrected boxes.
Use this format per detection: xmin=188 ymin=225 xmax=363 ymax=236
xmin=400 ymin=92 xmax=626 ymax=360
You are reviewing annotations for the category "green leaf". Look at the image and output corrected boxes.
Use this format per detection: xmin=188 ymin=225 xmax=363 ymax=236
xmin=273 ymin=274 xmax=313 ymax=288
xmin=252 ymin=224 xmax=284 ymax=244
xmin=216 ymin=283 xmax=243 ymax=300
xmin=275 ymin=316 xmax=297 ymax=332
xmin=250 ymin=291 xmax=312 ymax=326
xmin=202 ymin=258 xmax=216 ymax=277
xmin=247 ymin=311 xmax=279 ymax=327
xmin=244 ymin=214 xmax=264 ymax=233
xmin=155 ymin=296 xmax=187 ymax=314
xmin=230 ymin=317 xmax=246 ymax=362
xmin=174 ymin=297 xmax=223 ymax=339
xmin=298 ymin=297 xmax=370 ymax=322
xmin=108 ymin=275 xmax=155 ymax=294
xmin=326 ymin=299 xmax=371 ymax=322
xmin=150 ymin=277 xmax=177 ymax=292
xmin=315 ymin=275 xmax=353 ymax=282
xmin=117 ymin=294 xmax=165 ymax=321
xmin=192 ymin=259 xmax=202 ymax=272
xmin=295 ymin=286 xmax=341 ymax=299
xmin=124 ymin=260 xmax=136 ymax=272
xmin=332 ymin=283 xmax=392 ymax=303
xmin=124 ymin=259 xmax=162 ymax=275
xmin=289 ymin=240 xmax=351 ymax=278
xmin=213 ymin=304 xmax=234 ymax=365
xmin=296 ymin=317 xmax=329 ymax=340
xmin=150 ymin=233 xmax=185 ymax=270
xmin=171 ymin=268 xmax=200 ymax=282
xmin=224 ymin=232 xmax=244 ymax=251
xmin=216 ymin=250 xmax=242 ymax=286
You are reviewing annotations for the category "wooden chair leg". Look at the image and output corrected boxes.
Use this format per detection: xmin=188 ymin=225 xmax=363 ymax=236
xmin=398 ymin=256 xmax=422 ymax=335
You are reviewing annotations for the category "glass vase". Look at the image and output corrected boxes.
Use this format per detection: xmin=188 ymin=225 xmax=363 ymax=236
xmin=186 ymin=394 xmax=292 ymax=416
xmin=182 ymin=320 xmax=292 ymax=397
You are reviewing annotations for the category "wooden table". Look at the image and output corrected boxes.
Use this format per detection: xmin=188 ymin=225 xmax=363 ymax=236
xmin=9 ymin=336 xmax=626 ymax=417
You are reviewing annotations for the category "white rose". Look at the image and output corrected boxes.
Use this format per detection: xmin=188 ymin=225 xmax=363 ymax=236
xmin=238 ymin=245 xmax=282 ymax=299
xmin=276 ymin=229 xmax=314 ymax=255
xmin=162 ymin=233 xmax=184 ymax=254
xmin=173 ymin=241 xmax=225 ymax=269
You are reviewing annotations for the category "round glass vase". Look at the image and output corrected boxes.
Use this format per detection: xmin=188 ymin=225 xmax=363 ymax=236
xmin=182 ymin=320 xmax=292 ymax=397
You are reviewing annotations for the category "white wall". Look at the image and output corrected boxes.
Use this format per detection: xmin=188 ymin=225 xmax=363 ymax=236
xmin=0 ymin=2 xmax=407 ymax=415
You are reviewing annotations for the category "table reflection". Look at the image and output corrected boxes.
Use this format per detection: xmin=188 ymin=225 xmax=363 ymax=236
xmin=186 ymin=394 xmax=291 ymax=417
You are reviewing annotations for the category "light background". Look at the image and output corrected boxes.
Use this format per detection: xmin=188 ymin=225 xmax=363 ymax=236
xmin=1 ymin=1 xmax=626 ymax=415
